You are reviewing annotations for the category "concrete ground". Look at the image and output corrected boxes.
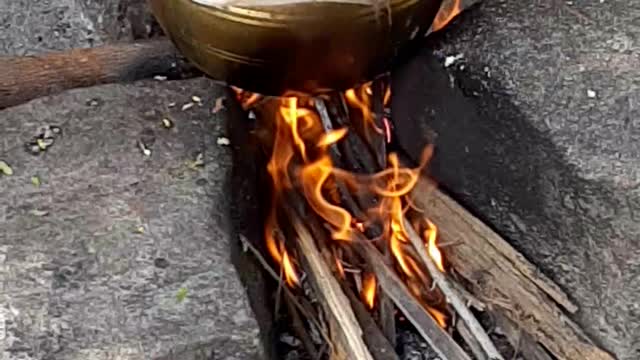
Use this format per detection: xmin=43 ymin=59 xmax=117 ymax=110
xmin=393 ymin=0 xmax=639 ymax=359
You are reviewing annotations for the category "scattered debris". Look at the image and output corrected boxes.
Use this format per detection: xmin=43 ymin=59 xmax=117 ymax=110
xmin=182 ymin=102 xmax=195 ymax=111
xmin=212 ymin=97 xmax=226 ymax=114
xmin=154 ymin=75 xmax=168 ymax=81
xmin=161 ymin=118 xmax=174 ymax=129
xmin=587 ymin=89 xmax=597 ymax=98
xmin=187 ymin=153 xmax=205 ymax=169
xmin=134 ymin=226 xmax=145 ymax=234
xmin=444 ymin=53 xmax=464 ymax=68
xmin=217 ymin=137 xmax=231 ymax=146
xmin=28 ymin=209 xmax=49 ymax=217
xmin=176 ymin=288 xmax=188 ymax=303
xmin=168 ymin=102 xmax=176 ymax=108
xmin=192 ymin=95 xmax=203 ymax=104
xmin=31 ymin=176 xmax=41 ymax=187
xmin=0 ymin=160 xmax=13 ymax=176
xmin=138 ymin=141 xmax=152 ymax=157
xmin=25 ymin=125 xmax=62 ymax=155
xmin=86 ymin=98 xmax=102 ymax=107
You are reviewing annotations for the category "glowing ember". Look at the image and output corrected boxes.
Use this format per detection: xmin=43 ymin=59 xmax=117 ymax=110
xmin=432 ymin=0 xmax=463 ymax=32
xmin=362 ymin=273 xmax=377 ymax=309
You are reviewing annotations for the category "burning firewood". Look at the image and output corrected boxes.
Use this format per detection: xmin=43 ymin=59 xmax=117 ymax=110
xmin=227 ymin=72 xmax=615 ymax=360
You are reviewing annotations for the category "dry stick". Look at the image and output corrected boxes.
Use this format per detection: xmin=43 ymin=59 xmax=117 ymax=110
xmin=284 ymin=206 xmax=375 ymax=360
xmin=356 ymin=239 xmax=471 ymax=360
xmin=0 ymin=39 xmax=197 ymax=109
xmin=297 ymin=184 xmax=398 ymax=360
xmin=239 ymin=235 xmax=332 ymax=348
xmin=492 ymin=313 xmax=553 ymax=360
xmin=403 ymin=220 xmax=505 ymax=360
xmin=410 ymin=181 xmax=614 ymax=360
xmin=456 ymin=321 xmax=488 ymax=360
xmin=343 ymin=283 xmax=399 ymax=360
xmin=285 ymin=295 xmax=320 ymax=359
xmin=318 ymin=96 xmax=398 ymax=348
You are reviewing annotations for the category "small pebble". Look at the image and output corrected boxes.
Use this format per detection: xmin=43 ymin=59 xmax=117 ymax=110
xmin=182 ymin=102 xmax=195 ymax=111
xmin=587 ymin=89 xmax=597 ymax=98
xmin=0 ymin=160 xmax=13 ymax=176
xmin=217 ymin=137 xmax=231 ymax=146
xmin=444 ymin=53 xmax=464 ymax=67
xmin=192 ymin=95 xmax=202 ymax=104
xmin=168 ymin=102 xmax=176 ymax=108
xmin=154 ymin=75 xmax=168 ymax=81
xmin=31 ymin=176 xmax=41 ymax=187
xmin=154 ymin=258 xmax=170 ymax=269
xmin=161 ymin=118 xmax=174 ymax=129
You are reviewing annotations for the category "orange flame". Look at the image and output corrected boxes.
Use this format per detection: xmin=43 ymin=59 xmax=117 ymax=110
xmin=432 ymin=0 xmax=463 ymax=32
xmin=362 ymin=273 xmax=377 ymax=309
xmin=345 ymin=85 xmax=384 ymax=142
xmin=282 ymin=250 xmax=300 ymax=287
xmin=427 ymin=307 xmax=448 ymax=328
xmin=425 ymin=220 xmax=445 ymax=272
xmin=246 ymin=81 xmax=448 ymax=332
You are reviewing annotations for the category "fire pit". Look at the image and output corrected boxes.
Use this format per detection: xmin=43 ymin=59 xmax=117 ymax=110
xmin=0 ymin=1 xmax=625 ymax=359
xmin=227 ymin=68 xmax=615 ymax=359
xmin=164 ymin=1 xmax=617 ymax=359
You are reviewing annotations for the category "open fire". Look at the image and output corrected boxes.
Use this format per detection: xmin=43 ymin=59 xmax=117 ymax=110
xmin=231 ymin=74 xmax=490 ymax=360
xmin=236 ymin=80 xmax=448 ymax=320
xmin=227 ymin=2 xmax=617 ymax=360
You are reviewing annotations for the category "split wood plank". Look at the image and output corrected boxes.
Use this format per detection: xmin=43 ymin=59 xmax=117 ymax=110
xmin=410 ymin=179 xmax=615 ymax=360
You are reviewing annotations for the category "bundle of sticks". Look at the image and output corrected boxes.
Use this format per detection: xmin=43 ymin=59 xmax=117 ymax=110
xmin=229 ymin=78 xmax=614 ymax=360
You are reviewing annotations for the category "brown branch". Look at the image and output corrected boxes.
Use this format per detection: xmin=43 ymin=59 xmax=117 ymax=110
xmin=0 ymin=39 xmax=197 ymax=109
xmin=410 ymin=180 xmax=615 ymax=360
xmin=357 ymin=239 xmax=472 ymax=360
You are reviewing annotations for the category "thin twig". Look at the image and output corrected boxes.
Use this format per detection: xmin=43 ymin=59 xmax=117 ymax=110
xmin=356 ymin=239 xmax=471 ymax=360
xmin=285 ymin=294 xmax=320 ymax=359
xmin=239 ymin=234 xmax=332 ymax=347
xmin=456 ymin=320 xmax=488 ymax=360
xmin=403 ymin=220 xmax=505 ymax=360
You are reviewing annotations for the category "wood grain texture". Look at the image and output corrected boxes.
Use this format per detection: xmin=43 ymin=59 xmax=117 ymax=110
xmin=0 ymin=40 xmax=195 ymax=109
xmin=410 ymin=180 xmax=614 ymax=360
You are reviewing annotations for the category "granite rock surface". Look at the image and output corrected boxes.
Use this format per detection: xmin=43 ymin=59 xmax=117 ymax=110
xmin=0 ymin=0 xmax=157 ymax=56
xmin=0 ymin=78 xmax=261 ymax=360
xmin=392 ymin=1 xmax=639 ymax=358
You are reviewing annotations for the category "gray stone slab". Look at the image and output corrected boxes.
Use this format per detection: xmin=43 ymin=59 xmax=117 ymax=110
xmin=0 ymin=78 xmax=261 ymax=360
xmin=392 ymin=1 xmax=639 ymax=359
xmin=0 ymin=0 xmax=156 ymax=56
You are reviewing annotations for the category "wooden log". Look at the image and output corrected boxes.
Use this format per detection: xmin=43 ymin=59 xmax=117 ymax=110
xmin=410 ymin=180 xmax=615 ymax=360
xmin=0 ymin=40 xmax=197 ymax=109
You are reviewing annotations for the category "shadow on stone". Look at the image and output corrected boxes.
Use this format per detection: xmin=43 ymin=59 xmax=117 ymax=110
xmin=391 ymin=18 xmax=639 ymax=356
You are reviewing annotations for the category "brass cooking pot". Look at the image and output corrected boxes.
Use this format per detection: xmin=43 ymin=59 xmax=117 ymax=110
xmin=149 ymin=0 xmax=443 ymax=95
